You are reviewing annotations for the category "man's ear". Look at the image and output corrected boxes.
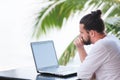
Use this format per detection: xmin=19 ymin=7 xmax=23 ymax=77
xmin=89 ymin=30 xmax=95 ymax=37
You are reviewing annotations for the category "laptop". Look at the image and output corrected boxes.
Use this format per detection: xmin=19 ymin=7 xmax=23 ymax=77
xmin=30 ymin=40 xmax=77 ymax=78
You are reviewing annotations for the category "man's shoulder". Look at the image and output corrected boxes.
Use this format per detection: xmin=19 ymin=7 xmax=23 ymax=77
xmin=96 ymin=35 xmax=119 ymax=49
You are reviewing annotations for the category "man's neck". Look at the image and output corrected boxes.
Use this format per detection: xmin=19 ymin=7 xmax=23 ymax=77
xmin=93 ymin=33 xmax=106 ymax=44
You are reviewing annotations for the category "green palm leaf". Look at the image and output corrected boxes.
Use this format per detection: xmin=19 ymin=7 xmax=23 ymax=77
xmin=33 ymin=0 xmax=88 ymax=39
xmin=105 ymin=17 xmax=120 ymax=39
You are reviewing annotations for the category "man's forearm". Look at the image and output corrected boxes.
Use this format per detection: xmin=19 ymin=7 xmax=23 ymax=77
xmin=77 ymin=47 xmax=87 ymax=62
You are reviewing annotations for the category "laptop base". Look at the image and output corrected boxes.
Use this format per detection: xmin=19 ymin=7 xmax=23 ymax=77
xmin=39 ymin=72 xmax=77 ymax=78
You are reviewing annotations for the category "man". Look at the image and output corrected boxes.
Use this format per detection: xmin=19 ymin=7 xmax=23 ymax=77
xmin=74 ymin=10 xmax=120 ymax=80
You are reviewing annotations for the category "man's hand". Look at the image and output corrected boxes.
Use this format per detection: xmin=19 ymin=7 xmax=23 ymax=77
xmin=74 ymin=36 xmax=84 ymax=50
xmin=74 ymin=36 xmax=87 ymax=62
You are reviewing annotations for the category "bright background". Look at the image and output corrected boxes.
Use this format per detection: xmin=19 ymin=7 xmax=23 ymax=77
xmin=0 ymin=0 xmax=92 ymax=70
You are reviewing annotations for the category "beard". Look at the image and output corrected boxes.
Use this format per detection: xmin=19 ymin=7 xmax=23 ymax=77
xmin=82 ymin=36 xmax=91 ymax=45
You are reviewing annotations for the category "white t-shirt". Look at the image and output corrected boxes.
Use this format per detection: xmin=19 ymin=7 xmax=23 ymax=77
xmin=77 ymin=35 xmax=120 ymax=80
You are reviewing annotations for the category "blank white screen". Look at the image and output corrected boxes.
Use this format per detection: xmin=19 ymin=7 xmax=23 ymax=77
xmin=31 ymin=41 xmax=58 ymax=69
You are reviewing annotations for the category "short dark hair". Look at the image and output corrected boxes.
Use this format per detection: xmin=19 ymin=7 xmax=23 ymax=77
xmin=80 ymin=10 xmax=105 ymax=33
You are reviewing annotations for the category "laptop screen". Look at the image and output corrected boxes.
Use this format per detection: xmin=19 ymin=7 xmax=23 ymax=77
xmin=31 ymin=41 xmax=59 ymax=70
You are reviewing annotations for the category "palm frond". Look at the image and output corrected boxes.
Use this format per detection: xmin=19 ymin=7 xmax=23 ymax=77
xmin=105 ymin=17 xmax=120 ymax=39
xmin=33 ymin=0 xmax=88 ymax=39
xmin=33 ymin=0 xmax=65 ymax=38
xmin=32 ymin=1 xmax=57 ymax=38
xmin=108 ymin=7 xmax=120 ymax=17
xmin=88 ymin=0 xmax=120 ymax=17
xmin=33 ymin=0 xmax=120 ymax=39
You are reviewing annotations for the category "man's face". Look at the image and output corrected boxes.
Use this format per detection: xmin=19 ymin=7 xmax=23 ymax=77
xmin=79 ymin=24 xmax=91 ymax=45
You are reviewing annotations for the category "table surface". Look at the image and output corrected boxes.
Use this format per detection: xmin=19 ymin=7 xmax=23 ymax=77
xmin=0 ymin=66 xmax=78 ymax=80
